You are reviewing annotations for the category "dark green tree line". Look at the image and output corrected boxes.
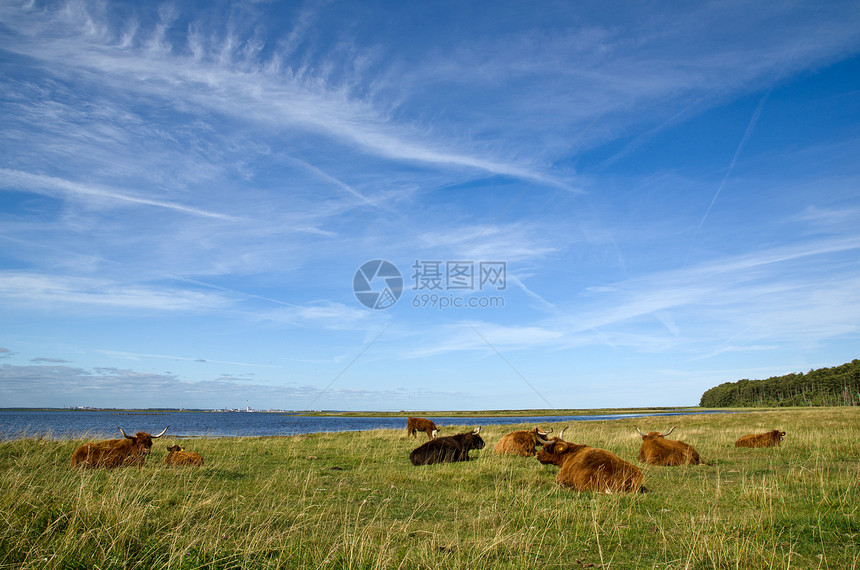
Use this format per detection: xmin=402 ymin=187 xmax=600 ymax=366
xmin=700 ymin=359 xmax=860 ymax=407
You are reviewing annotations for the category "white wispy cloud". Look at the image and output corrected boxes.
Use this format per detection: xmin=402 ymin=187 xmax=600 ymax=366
xmin=259 ymin=301 xmax=380 ymax=330
xmin=688 ymin=345 xmax=779 ymax=362
xmin=549 ymin=237 xmax=860 ymax=351
xmin=0 ymin=273 xmax=232 ymax=312
xmin=390 ymin=2 xmax=860 ymax=150
xmin=412 ymin=222 xmax=559 ymax=262
xmin=401 ymin=322 xmax=564 ymax=359
xmin=395 ymin=234 xmax=860 ymax=358
xmin=95 ymin=350 xmax=284 ymax=368
xmin=0 ymin=4 xmax=557 ymax=186
xmin=0 ymin=169 xmax=242 ymax=220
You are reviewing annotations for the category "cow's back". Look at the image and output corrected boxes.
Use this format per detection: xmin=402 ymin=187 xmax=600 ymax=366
xmin=407 ymin=417 xmax=437 ymax=438
xmin=411 ymin=436 xmax=459 ymax=465
xmin=410 ymin=433 xmax=478 ymax=465
xmin=640 ymin=438 xmax=699 ymax=466
xmin=559 ymin=447 xmax=644 ymax=493
xmin=494 ymin=431 xmax=536 ymax=456
xmin=71 ymin=438 xmax=138 ymax=468
xmin=70 ymin=443 xmax=93 ymax=468
xmin=735 ymin=430 xmax=783 ymax=448
xmin=735 ymin=434 xmax=759 ymax=447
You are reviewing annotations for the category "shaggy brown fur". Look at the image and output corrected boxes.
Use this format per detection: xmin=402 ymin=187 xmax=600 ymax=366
xmin=406 ymin=417 xmax=439 ymax=439
xmin=635 ymin=426 xmax=701 ymax=466
xmin=70 ymin=426 xmax=168 ymax=468
xmin=164 ymin=444 xmax=204 ymax=466
xmin=735 ymin=429 xmax=785 ymax=448
xmin=494 ymin=427 xmax=554 ymax=456
xmin=536 ymin=441 xmax=644 ymax=493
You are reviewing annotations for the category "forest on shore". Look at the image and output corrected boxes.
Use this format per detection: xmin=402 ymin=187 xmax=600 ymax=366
xmin=699 ymin=359 xmax=860 ymax=407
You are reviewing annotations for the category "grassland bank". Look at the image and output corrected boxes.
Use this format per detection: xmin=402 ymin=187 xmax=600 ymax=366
xmin=1 ymin=407 xmax=857 ymax=568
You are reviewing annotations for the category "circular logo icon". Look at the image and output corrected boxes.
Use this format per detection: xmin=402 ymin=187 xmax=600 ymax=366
xmin=353 ymin=260 xmax=403 ymax=310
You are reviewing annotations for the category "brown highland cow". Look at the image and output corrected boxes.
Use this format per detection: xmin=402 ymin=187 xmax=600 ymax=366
xmin=635 ymin=426 xmax=701 ymax=466
xmin=537 ymin=439 xmax=644 ymax=494
xmin=406 ymin=417 xmax=438 ymax=439
xmin=71 ymin=426 xmax=169 ymax=468
xmin=735 ymin=429 xmax=785 ymax=448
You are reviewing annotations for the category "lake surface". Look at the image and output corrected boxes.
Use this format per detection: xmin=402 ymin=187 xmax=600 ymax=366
xmin=0 ymin=409 xmax=732 ymax=440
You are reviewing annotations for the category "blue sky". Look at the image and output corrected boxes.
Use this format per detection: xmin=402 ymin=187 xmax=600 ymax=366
xmin=1 ymin=0 xmax=859 ymax=411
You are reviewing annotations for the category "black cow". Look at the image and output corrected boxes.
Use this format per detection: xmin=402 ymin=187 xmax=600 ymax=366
xmin=410 ymin=427 xmax=485 ymax=466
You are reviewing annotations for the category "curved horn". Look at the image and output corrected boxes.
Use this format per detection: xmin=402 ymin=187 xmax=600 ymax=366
xmin=634 ymin=425 xmax=645 ymax=436
xmin=661 ymin=425 xmax=677 ymax=437
xmin=117 ymin=426 xmax=134 ymax=440
xmin=558 ymin=426 xmax=568 ymax=441
xmin=535 ymin=431 xmax=553 ymax=445
xmin=472 ymin=426 xmax=482 ymax=434
xmin=153 ymin=426 xmax=169 ymax=438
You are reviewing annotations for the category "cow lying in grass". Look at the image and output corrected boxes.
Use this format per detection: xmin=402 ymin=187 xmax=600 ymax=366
xmin=635 ymin=426 xmax=701 ymax=466
xmin=71 ymin=426 xmax=169 ymax=468
xmin=410 ymin=427 xmax=485 ymax=465
xmin=494 ymin=426 xmax=563 ymax=456
xmin=165 ymin=444 xmax=204 ymax=466
xmin=536 ymin=438 xmax=644 ymax=494
xmin=735 ymin=429 xmax=785 ymax=448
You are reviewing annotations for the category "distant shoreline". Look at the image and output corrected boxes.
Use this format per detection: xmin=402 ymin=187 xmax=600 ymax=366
xmin=0 ymin=405 xmax=765 ymax=417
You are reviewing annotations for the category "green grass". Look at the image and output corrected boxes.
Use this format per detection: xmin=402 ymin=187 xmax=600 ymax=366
xmin=1 ymin=408 xmax=857 ymax=568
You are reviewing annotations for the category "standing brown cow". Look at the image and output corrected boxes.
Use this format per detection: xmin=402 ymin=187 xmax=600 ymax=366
xmin=165 ymin=444 xmax=204 ymax=466
xmin=635 ymin=426 xmax=701 ymax=466
xmin=406 ymin=417 xmax=438 ymax=439
xmin=536 ymin=439 xmax=644 ymax=494
xmin=735 ymin=429 xmax=785 ymax=448
xmin=494 ymin=426 xmax=562 ymax=456
xmin=71 ymin=426 xmax=169 ymax=468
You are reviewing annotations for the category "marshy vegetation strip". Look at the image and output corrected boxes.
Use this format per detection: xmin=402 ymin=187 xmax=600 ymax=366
xmin=1 ymin=407 xmax=857 ymax=568
xmin=300 ymin=406 xmax=711 ymax=418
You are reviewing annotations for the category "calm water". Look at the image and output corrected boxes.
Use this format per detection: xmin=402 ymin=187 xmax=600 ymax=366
xmin=0 ymin=409 xmax=731 ymax=440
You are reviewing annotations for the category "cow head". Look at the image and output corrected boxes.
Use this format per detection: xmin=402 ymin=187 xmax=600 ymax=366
xmin=532 ymin=426 xmax=553 ymax=443
xmin=167 ymin=444 xmax=184 ymax=452
xmin=634 ymin=425 xmax=676 ymax=440
xmin=117 ymin=426 xmax=168 ymax=456
xmin=536 ymin=426 xmax=567 ymax=445
xmin=469 ymin=426 xmax=486 ymax=449
xmin=536 ymin=440 xmax=580 ymax=466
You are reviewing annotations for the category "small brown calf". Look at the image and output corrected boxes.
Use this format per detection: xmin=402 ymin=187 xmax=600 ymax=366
xmin=164 ymin=444 xmax=204 ymax=466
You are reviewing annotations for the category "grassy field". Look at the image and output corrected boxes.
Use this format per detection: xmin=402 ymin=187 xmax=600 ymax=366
xmin=0 ymin=407 xmax=857 ymax=569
